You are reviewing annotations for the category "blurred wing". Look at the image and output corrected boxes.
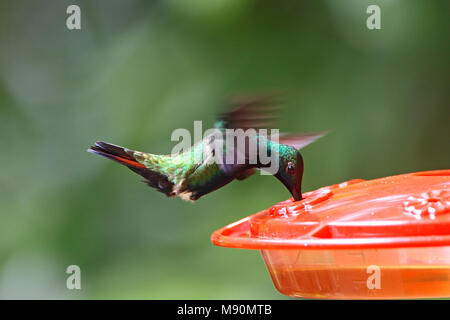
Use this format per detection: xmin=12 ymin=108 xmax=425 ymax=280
xmin=214 ymin=93 xmax=282 ymax=131
xmin=276 ymin=130 xmax=331 ymax=150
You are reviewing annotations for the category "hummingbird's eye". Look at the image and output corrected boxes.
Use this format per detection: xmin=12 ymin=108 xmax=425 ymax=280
xmin=286 ymin=162 xmax=296 ymax=176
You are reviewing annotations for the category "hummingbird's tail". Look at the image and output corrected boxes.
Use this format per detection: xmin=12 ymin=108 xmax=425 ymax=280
xmin=88 ymin=141 xmax=175 ymax=196
xmin=88 ymin=141 xmax=146 ymax=170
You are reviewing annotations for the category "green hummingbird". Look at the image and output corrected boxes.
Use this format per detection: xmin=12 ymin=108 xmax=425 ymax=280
xmin=88 ymin=96 xmax=328 ymax=202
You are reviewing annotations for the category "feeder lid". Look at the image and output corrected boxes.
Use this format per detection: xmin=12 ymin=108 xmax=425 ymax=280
xmin=211 ymin=170 xmax=450 ymax=249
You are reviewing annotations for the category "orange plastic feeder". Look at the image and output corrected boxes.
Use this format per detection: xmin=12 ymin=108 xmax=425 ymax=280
xmin=211 ymin=170 xmax=450 ymax=299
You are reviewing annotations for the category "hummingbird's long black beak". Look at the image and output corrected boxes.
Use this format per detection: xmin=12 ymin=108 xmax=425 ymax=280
xmin=274 ymin=173 xmax=303 ymax=202
xmin=291 ymin=184 xmax=302 ymax=201
xmin=292 ymin=153 xmax=304 ymax=201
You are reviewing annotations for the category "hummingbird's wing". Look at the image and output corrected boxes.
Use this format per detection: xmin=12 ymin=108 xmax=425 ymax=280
xmin=212 ymin=94 xmax=329 ymax=181
xmin=214 ymin=93 xmax=282 ymax=131
xmin=213 ymin=93 xmax=283 ymax=180
xmin=276 ymin=130 xmax=331 ymax=150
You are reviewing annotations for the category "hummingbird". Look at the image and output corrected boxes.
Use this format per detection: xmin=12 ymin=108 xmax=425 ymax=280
xmin=88 ymin=95 xmax=328 ymax=202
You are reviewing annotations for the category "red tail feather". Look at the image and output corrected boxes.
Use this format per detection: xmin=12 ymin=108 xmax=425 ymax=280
xmin=88 ymin=141 xmax=146 ymax=169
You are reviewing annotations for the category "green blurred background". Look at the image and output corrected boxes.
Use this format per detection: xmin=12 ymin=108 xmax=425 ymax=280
xmin=0 ymin=0 xmax=448 ymax=299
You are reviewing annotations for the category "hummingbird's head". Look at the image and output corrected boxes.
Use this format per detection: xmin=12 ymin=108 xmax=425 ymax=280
xmin=274 ymin=146 xmax=304 ymax=201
